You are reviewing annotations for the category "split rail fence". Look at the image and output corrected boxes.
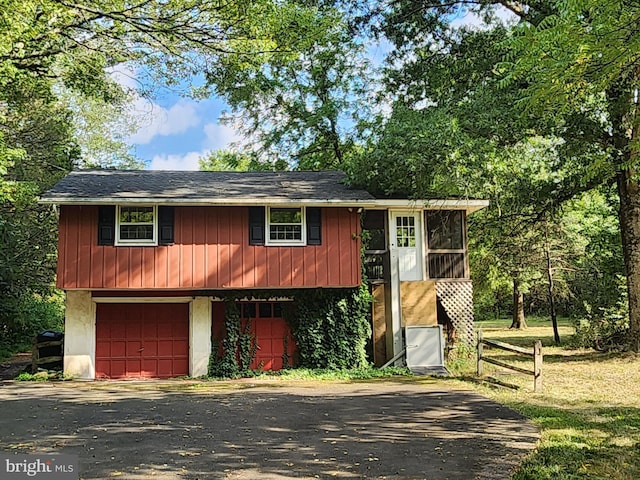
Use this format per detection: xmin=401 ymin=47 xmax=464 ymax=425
xmin=476 ymin=330 xmax=543 ymax=392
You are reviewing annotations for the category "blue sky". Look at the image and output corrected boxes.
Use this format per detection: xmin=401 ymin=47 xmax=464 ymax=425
xmin=119 ymin=80 xmax=239 ymax=170
xmin=120 ymin=8 xmax=513 ymax=171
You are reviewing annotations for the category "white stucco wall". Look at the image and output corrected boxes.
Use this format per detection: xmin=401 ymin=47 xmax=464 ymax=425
xmin=63 ymin=290 xmax=95 ymax=379
xmin=190 ymin=297 xmax=212 ymax=377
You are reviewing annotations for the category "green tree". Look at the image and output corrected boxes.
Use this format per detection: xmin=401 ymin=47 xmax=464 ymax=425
xmin=0 ymin=0 xmax=345 ymax=356
xmin=199 ymin=150 xmax=285 ymax=172
xmin=347 ymin=1 xmax=633 ymax=341
xmin=204 ymin=7 xmax=373 ymax=169
xmin=501 ymin=0 xmax=640 ymax=348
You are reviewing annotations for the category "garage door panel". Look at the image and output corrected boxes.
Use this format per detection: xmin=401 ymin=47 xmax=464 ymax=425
xmin=255 ymin=322 xmax=271 ymax=337
xmin=158 ymin=339 xmax=174 ymax=355
xmin=174 ymin=358 xmax=188 ymax=374
xmin=125 ymin=341 xmax=141 ymax=356
xmin=126 ymin=321 xmax=141 ymax=337
xmin=173 ymin=340 xmax=189 ymax=356
xmin=110 ymin=360 xmax=126 ymax=378
xmin=111 ymin=341 xmax=126 ymax=357
xmin=141 ymin=359 xmax=158 ymax=377
xmin=231 ymin=302 xmax=296 ymax=372
xmin=270 ymin=341 xmax=285 ymax=356
xmin=126 ymin=359 xmax=142 ymax=377
xmin=96 ymin=341 xmax=110 ymax=357
xmin=157 ymin=323 xmax=173 ymax=338
xmin=157 ymin=359 xmax=175 ymax=376
xmin=96 ymin=303 xmax=189 ymax=379
xmin=143 ymin=322 xmax=157 ymax=337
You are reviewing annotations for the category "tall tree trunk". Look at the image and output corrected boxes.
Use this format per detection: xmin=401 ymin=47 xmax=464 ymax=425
xmin=544 ymin=220 xmax=560 ymax=344
xmin=510 ymin=278 xmax=527 ymax=329
xmin=617 ymin=168 xmax=640 ymax=351
xmin=616 ymin=83 xmax=640 ymax=351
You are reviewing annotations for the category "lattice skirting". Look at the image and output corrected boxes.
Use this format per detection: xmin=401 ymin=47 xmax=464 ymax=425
xmin=436 ymin=280 xmax=474 ymax=346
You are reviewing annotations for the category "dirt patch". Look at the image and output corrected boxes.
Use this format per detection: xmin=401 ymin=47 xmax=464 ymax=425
xmin=0 ymin=379 xmax=539 ymax=479
xmin=0 ymin=352 xmax=31 ymax=380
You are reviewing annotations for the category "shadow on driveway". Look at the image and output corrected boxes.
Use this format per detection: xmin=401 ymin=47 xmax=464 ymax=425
xmin=0 ymin=380 xmax=538 ymax=479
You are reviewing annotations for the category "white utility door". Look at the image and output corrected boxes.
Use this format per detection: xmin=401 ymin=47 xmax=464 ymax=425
xmin=390 ymin=212 xmax=423 ymax=281
xmin=405 ymin=326 xmax=445 ymax=369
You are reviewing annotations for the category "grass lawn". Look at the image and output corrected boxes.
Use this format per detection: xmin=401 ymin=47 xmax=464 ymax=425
xmin=457 ymin=317 xmax=640 ymax=479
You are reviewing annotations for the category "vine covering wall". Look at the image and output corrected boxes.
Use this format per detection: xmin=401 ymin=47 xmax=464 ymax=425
xmin=207 ymin=286 xmax=372 ymax=377
xmin=285 ymin=285 xmax=372 ymax=369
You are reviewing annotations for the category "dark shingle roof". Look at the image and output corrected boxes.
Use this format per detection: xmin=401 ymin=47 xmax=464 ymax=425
xmin=39 ymin=170 xmax=376 ymax=205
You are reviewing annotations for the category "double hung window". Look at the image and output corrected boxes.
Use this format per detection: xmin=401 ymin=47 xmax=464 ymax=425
xmin=267 ymin=207 xmax=305 ymax=245
xmin=116 ymin=206 xmax=157 ymax=245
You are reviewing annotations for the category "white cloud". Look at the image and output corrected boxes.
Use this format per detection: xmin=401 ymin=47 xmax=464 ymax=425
xmin=129 ymin=98 xmax=201 ymax=145
xmin=147 ymin=122 xmax=243 ymax=170
xmin=107 ymin=63 xmax=244 ymax=169
xmin=108 ymin=65 xmax=202 ymax=145
xmin=108 ymin=65 xmax=139 ymax=90
xmin=450 ymin=6 xmax=517 ymax=30
xmin=202 ymin=122 xmax=242 ymax=150
xmin=149 ymin=151 xmax=203 ymax=171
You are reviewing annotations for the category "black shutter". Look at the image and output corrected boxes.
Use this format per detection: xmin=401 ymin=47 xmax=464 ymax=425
xmin=97 ymin=206 xmax=115 ymax=246
xmin=307 ymin=207 xmax=322 ymax=245
xmin=158 ymin=206 xmax=175 ymax=245
xmin=249 ymin=206 xmax=265 ymax=245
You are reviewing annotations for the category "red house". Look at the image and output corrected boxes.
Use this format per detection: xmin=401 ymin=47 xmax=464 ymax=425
xmin=40 ymin=170 xmax=487 ymax=379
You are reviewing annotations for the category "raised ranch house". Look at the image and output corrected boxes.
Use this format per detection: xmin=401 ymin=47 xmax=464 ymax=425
xmin=39 ymin=170 xmax=487 ymax=379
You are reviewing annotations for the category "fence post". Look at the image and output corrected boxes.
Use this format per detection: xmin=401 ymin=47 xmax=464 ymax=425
xmin=31 ymin=337 xmax=38 ymax=374
xmin=477 ymin=330 xmax=484 ymax=376
xmin=533 ymin=340 xmax=543 ymax=392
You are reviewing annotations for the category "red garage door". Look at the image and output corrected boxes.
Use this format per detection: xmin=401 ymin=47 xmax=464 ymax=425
xmin=242 ymin=302 xmax=296 ymax=371
xmin=96 ymin=303 xmax=189 ymax=379
xmin=212 ymin=302 xmax=296 ymax=371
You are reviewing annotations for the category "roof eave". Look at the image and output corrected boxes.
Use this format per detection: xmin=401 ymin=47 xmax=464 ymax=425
xmin=368 ymin=199 xmax=490 ymax=213
xmin=38 ymin=197 xmax=379 ymax=207
xmin=38 ymin=197 xmax=490 ymax=212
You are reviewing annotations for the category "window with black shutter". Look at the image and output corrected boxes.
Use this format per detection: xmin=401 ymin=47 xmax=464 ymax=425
xmin=98 ymin=206 xmax=116 ymax=246
xmin=158 ymin=206 xmax=175 ymax=245
xmin=98 ymin=205 xmax=175 ymax=247
xmin=249 ymin=206 xmax=266 ymax=245
xmin=249 ymin=206 xmax=322 ymax=246
xmin=306 ymin=207 xmax=322 ymax=245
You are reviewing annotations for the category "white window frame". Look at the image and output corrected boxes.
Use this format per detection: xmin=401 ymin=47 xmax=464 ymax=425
xmin=265 ymin=206 xmax=306 ymax=246
xmin=115 ymin=205 xmax=158 ymax=246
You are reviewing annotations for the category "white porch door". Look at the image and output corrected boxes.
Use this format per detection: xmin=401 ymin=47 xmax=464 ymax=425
xmin=390 ymin=212 xmax=423 ymax=281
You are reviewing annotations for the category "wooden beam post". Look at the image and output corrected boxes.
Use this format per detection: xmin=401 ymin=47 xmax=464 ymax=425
xmin=477 ymin=330 xmax=484 ymax=376
xmin=31 ymin=337 xmax=38 ymax=374
xmin=533 ymin=340 xmax=543 ymax=392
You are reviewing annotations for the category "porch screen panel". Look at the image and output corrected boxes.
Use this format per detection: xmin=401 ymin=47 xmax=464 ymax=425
xmin=428 ymin=253 xmax=466 ymax=279
xmin=426 ymin=210 xmax=467 ymax=279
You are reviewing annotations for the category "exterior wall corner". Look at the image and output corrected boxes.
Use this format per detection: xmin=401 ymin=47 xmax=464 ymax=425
xmin=63 ymin=290 xmax=95 ymax=379
xmin=190 ymin=297 xmax=212 ymax=377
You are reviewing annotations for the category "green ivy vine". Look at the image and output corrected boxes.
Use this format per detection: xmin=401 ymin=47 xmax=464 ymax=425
xmin=284 ymin=285 xmax=372 ymax=369
xmin=207 ymin=285 xmax=373 ymax=377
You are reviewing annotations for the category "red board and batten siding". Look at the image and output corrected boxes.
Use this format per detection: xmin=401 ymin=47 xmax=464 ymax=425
xmin=57 ymin=206 xmax=361 ymax=290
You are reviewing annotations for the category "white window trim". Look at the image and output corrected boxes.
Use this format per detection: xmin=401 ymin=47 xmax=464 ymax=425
xmin=265 ymin=206 xmax=306 ymax=246
xmin=115 ymin=205 xmax=158 ymax=246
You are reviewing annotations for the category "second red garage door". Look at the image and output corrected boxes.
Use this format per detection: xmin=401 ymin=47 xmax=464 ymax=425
xmin=96 ymin=303 xmax=189 ymax=379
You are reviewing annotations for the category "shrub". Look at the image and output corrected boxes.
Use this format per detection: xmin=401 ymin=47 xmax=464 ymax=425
xmin=0 ymin=291 xmax=64 ymax=360
xmin=571 ymin=302 xmax=628 ymax=352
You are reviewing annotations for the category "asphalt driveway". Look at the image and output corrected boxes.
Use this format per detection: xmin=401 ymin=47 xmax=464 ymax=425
xmin=0 ymin=379 xmax=539 ymax=479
